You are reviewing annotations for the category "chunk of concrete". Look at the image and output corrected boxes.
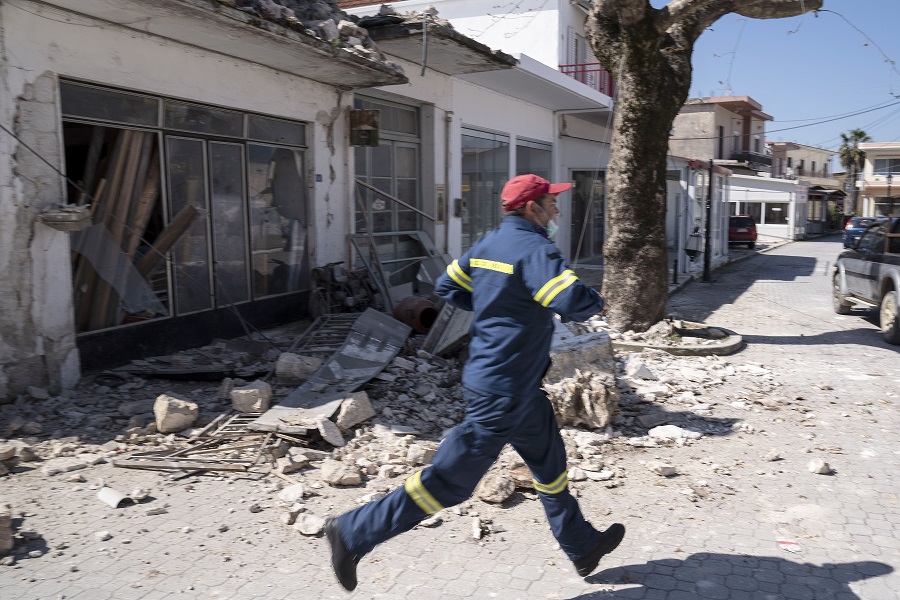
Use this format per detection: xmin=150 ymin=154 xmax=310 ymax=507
xmin=293 ymin=514 xmax=325 ymax=536
xmin=544 ymin=330 xmax=619 ymax=429
xmin=231 ymin=380 xmax=272 ymax=413
xmin=476 ymin=474 xmax=515 ymax=504
xmin=153 ymin=394 xmax=199 ymax=433
xmin=406 ymin=444 xmax=435 ymax=466
xmin=316 ymin=417 xmax=345 ymax=447
xmin=335 ymin=392 xmax=376 ymax=430
xmin=275 ymin=353 xmax=322 ymax=384
xmin=320 ymin=459 xmax=362 ymax=486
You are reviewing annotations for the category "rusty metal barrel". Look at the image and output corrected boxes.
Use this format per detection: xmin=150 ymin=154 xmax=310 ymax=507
xmin=392 ymin=296 xmax=439 ymax=334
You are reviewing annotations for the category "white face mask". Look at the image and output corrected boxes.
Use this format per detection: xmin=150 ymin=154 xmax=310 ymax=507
xmin=537 ymin=204 xmax=559 ymax=238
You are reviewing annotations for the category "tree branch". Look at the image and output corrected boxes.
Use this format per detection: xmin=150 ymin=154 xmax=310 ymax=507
xmin=659 ymin=0 xmax=823 ymax=35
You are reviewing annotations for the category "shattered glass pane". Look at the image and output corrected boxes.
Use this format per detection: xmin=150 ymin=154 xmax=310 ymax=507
xmin=247 ymin=144 xmax=309 ymax=297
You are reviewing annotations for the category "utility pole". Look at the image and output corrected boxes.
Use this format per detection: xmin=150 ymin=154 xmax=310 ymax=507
xmin=703 ymin=159 xmax=713 ymax=282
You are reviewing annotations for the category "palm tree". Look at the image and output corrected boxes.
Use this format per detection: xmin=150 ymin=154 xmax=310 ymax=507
xmin=839 ymin=129 xmax=872 ymax=216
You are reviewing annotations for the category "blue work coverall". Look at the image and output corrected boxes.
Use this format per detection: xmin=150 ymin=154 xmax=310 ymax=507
xmin=337 ymin=215 xmax=606 ymax=561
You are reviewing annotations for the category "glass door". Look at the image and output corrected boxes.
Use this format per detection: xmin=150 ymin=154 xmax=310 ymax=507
xmin=570 ymin=170 xmax=605 ymax=263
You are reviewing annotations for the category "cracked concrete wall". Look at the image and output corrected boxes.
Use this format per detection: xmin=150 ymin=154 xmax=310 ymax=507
xmin=0 ymin=60 xmax=80 ymax=400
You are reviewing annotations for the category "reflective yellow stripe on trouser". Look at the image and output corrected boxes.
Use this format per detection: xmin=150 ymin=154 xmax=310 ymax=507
xmin=534 ymin=270 xmax=577 ymax=307
xmin=533 ymin=471 xmax=568 ymax=495
xmin=405 ymin=470 xmax=445 ymax=515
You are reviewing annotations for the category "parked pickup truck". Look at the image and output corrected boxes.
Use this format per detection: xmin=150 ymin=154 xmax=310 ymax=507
xmin=833 ymin=216 xmax=900 ymax=344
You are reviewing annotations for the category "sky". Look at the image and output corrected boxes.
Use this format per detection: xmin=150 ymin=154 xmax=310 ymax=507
xmin=650 ymin=0 xmax=900 ymax=154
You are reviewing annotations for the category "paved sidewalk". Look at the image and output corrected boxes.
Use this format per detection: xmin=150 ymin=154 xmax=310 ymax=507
xmin=1 ymin=234 xmax=898 ymax=599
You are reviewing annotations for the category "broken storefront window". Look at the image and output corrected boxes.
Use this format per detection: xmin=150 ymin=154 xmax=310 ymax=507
xmin=61 ymin=81 xmax=310 ymax=333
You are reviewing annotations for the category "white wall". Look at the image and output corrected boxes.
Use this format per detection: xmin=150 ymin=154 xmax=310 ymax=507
xmin=366 ymin=57 xmax=564 ymax=258
xmin=346 ymin=0 xmax=564 ymax=69
xmin=0 ymin=1 xmax=350 ymax=397
xmin=728 ymin=175 xmax=803 ymax=240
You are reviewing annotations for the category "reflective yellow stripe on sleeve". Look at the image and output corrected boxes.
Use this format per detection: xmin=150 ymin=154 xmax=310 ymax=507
xmin=534 ymin=270 xmax=577 ymax=307
xmin=447 ymin=259 xmax=472 ymax=292
xmin=533 ymin=471 xmax=568 ymax=495
xmin=404 ymin=470 xmax=445 ymax=515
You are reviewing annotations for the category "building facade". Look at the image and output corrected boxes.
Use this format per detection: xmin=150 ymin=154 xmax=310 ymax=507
xmin=858 ymin=142 xmax=900 ymax=217
xmin=0 ymin=0 xmax=407 ymax=398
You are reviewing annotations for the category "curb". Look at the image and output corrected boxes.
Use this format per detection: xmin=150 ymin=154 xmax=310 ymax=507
xmin=611 ymin=326 xmax=744 ymax=357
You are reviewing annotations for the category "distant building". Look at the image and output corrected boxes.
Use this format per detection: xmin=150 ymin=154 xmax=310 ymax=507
xmin=768 ymin=142 xmax=844 ymax=234
xmin=669 ymin=96 xmax=772 ymax=175
xmin=858 ymin=142 xmax=900 ymax=217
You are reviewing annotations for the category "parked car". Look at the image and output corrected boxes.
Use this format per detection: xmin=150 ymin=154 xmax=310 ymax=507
xmin=728 ymin=215 xmax=757 ymax=249
xmin=842 ymin=216 xmax=881 ymax=247
xmin=832 ymin=216 xmax=900 ymax=344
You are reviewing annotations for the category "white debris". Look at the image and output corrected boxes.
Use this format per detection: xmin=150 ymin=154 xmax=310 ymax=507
xmin=275 ymin=353 xmax=322 ymax=383
xmin=647 ymin=461 xmax=678 ymax=477
xmin=153 ymin=394 xmax=199 ymax=433
xmin=335 ymin=392 xmax=376 ymax=430
xmin=475 ymin=474 xmax=515 ymax=504
xmin=316 ymin=417 xmax=345 ymax=447
xmin=230 ymin=380 xmax=272 ymax=413
xmin=293 ymin=514 xmax=325 ymax=536
xmin=808 ymin=460 xmax=833 ymax=475
xmin=277 ymin=484 xmax=306 ymax=503
xmin=320 ymin=460 xmax=362 ymax=486
xmin=406 ymin=444 xmax=435 ymax=466
xmin=648 ymin=425 xmax=702 ymax=440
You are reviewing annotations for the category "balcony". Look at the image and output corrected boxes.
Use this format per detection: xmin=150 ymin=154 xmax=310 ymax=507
xmin=730 ymin=151 xmax=772 ymax=167
xmin=559 ymin=62 xmax=616 ymax=98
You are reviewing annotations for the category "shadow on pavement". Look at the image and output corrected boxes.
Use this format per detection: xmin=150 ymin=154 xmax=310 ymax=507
xmin=668 ymin=237 xmax=847 ymax=325
xmin=670 ymin=254 xmax=820 ymax=322
xmin=740 ymin=325 xmax=900 ymax=352
xmin=569 ymin=553 xmax=894 ymax=599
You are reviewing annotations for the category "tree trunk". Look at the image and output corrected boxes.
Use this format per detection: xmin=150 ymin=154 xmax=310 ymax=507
xmin=587 ymin=3 xmax=693 ymax=332
xmin=586 ymin=0 xmax=822 ymax=333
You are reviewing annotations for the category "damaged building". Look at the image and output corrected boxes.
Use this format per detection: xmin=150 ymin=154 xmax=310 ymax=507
xmin=0 ymin=0 xmax=412 ymax=398
xmin=1 ymin=0 xmax=625 ymax=401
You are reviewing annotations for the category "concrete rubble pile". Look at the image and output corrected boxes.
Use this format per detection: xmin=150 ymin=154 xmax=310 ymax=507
xmin=0 ymin=313 xmax=822 ymax=558
xmin=219 ymin=0 xmax=398 ymax=65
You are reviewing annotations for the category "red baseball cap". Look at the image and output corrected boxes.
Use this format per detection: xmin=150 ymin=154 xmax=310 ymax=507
xmin=501 ymin=174 xmax=572 ymax=212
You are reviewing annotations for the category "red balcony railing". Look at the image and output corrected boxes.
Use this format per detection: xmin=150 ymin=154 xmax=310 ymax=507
xmin=559 ymin=62 xmax=616 ymax=98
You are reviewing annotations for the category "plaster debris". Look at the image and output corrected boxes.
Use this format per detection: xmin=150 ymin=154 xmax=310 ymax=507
xmin=275 ymin=353 xmax=321 ymax=383
xmin=277 ymin=484 xmax=306 ymax=503
xmin=648 ymin=425 xmax=702 ymax=441
xmin=764 ymin=450 xmax=783 ymax=462
xmin=153 ymin=394 xmax=199 ymax=433
xmin=230 ymin=380 xmax=272 ymax=413
xmin=316 ymin=417 xmax=345 ymax=447
xmin=320 ymin=459 xmax=362 ymax=486
xmin=293 ymin=514 xmax=325 ymax=536
xmin=647 ymin=461 xmax=678 ymax=477
xmin=808 ymin=460 xmax=833 ymax=475
xmin=335 ymin=392 xmax=376 ymax=430
xmin=475 ymin=474 xmax=515 ymax=504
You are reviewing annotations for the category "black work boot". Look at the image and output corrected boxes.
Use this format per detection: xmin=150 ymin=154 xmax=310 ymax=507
xmin=325 ymin=517 xmax=360 ymax=591
xmin=573 ymin=523 xmax=626 ymax=577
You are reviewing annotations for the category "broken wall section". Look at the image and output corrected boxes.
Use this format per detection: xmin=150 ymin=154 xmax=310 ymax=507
xmin=0 ymin=69 xmax=81 ymax=402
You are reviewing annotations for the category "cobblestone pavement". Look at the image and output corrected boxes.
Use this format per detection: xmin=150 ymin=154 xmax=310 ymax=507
xmin=1 ymin=235 xmax=898 ymax=599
